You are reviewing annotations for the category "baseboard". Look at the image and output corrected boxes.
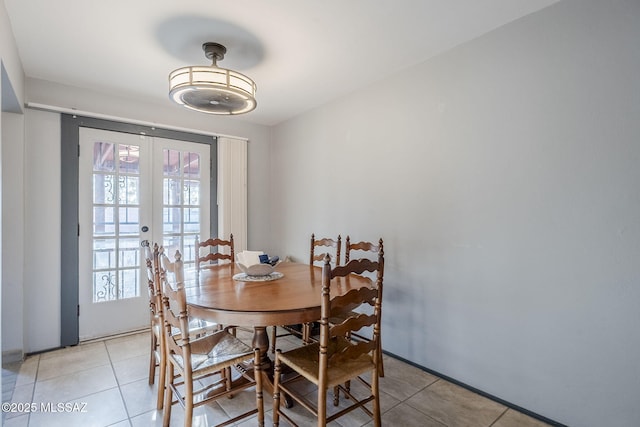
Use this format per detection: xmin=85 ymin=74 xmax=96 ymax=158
xmin=26 ymin=328 xmax=149 ymax=357
xmin=382 ymin=350 xmax=567 ymax=427
xmin=2 ymin=349 xmax=24 ymax=364
xmin=79 ymin=327 xmax=149 ymax=344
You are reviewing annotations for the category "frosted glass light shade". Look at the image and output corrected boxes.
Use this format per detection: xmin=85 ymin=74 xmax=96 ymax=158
xmin=169 ymin=65 xmax=257 ymax=115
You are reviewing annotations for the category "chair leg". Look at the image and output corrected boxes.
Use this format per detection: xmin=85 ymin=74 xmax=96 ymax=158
xmin=317 ymin=385 xmax=327 ymax=427
xmin=184 ymin=370 xmax=194 ymax=427
xmin=378 ymin=339 xmax=384 ymax=377
xmin=302 ymin=323 xmax=310 ymax=344
xmin=156 ymin=340 xmax=166 ymax=410
xmin=149 ymin=330 xmax=157 ymax=385
xmin=372 ymin=367 xmax=381 ymax=427
xmin=272 ymin=350 xmax=282 ymax=426
xmin=223 ymin=366 xmax=233 ymax=394
xmin=163 ymin=364 xmax=174 ymax=427
xmin=270 ymin=326 xmax=277 ymax=353
xmin=254 ymin=349 xmax=265 ymax=427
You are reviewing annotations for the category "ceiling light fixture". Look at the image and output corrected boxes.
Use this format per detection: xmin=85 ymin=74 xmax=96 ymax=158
xmin=169 ymin=42 xmax=257 ymax=115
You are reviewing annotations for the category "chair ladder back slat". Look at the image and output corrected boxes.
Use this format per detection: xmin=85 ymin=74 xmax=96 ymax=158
xmin=199 ymin=252 xmax=232 ymax=263
xmin=331 ymin=258 xmax=379 ymax=278
xmin=310 ymin=233 xmax=342 ymax=266
xmin=330 ymin=313 xmax=378 ymax=339
xmin=345 ymin=237 xmax=383 ymax=264
xmin=195 ymin=234 xmax=234 ymax=269
xmin=329 ymin=287 xmax=378 ymax=316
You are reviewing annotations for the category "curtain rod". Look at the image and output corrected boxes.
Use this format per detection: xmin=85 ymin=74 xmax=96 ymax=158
xmin=25 ymin=102 xmax=249 ymax=141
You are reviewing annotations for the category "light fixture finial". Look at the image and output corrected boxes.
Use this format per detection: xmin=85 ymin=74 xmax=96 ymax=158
xmin=202 ymin=42 xmax=226 ymax=66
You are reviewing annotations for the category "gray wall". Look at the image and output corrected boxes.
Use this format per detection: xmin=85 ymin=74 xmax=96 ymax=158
xmin=269 ymin=1 xmax=640 ymax=426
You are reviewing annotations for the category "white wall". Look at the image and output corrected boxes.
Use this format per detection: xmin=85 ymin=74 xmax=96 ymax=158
xmin=1 ymin=0 xmax=25 ymax=372
xmin=1 ymin=111 xmax=24 ymax=356
xmin=20 ymin=80 xmax=272 ymax=352
xmin=23 ymin=109 xmax=60 ymax=352
xmin=270 ymin=1 xmax=640 ymax=426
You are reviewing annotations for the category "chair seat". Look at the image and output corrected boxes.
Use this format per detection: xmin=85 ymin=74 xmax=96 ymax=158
xmin=169 ymin=331 xmax=254 ymax=374
xmin=277 ymin=337 xmax=374 ymax=388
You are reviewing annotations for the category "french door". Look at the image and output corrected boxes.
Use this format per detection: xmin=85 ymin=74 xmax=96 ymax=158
xmin=78 ymin=127 xmax=210 ymax=340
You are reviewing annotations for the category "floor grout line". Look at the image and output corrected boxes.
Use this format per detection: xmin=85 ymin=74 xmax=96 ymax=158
xmin=104 ymin=339 xmax=135 ymax=426
xmin=3 ymin=331 xmax=555 ymax=427
xmin=489 ymin=407 xmax=510 ymax=427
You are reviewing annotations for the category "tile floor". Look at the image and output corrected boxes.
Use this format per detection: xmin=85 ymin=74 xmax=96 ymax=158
xmin=1 ymin=329 xmax=552 ymax=427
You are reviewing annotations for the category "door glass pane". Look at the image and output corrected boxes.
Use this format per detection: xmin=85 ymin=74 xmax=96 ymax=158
xmin=119 ymin=207 xmax=139 ymax=235
xmin=118 ymin=175 xmax=140 ymax=204
xmin=91 ymin=141 xmax=141 ymax=303
xmin=93 ymin=239 xmax=116 ymax=270
xmin=162 ymin=148 xmax=205 ymax=268
xmin=183 ymin=235 xmax=197 ymax=264
xmin=94 ymin=271 xmax=116 ymax=302
xmin=118 ymin=144 xmax=140 ymax=173
xmin=184 ymin=208 xmax=200 ymax=233
xmin=163 ymin=207 xmax=182 ymax=234
xmin=93 ymin=207 xmax=115 ymax=236
xmin=183 ymin=180 xmax=200 ymax=205
xmin=93 ymin=142 xmax=115 ymax=172
xmin=119 ymin=269 xmax=139 ymax=299
xmin=164 ymin=149 xmax=180 ymax=176
xmin=119 ymin=238 xmax=140 ymax=268
xmin=93 ymin=174 xmax=116 ymax=204
xmin=183 ymin=152 xmax=200 ymax=178
xmin=163 ymin=178 xmax=182 ymax=205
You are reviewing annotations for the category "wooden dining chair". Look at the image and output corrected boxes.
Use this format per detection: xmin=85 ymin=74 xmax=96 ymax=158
xmin=145 ymin=245 xmax=224 ymax=411
xmin=272 ymin=253 xmax=383 ymax=427
xmin=338 ymin=236 xmax=385 ymax=378
xmin=269 ymin=234 xmax=342 ymax=353
xmin=143 ymin=241 xmax=166 ymax=410
xmin=161 ymin=250 xmax=264 ymax=427
xmin=195 ymin=234 xmax=234 ymax=270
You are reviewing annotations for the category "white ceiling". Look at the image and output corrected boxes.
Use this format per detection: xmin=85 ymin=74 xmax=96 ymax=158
xmin=4 ymin=0 xmax=559 ymax=126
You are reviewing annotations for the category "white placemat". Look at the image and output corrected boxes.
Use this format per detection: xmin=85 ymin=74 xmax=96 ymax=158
xmin=232 ymin=271 xmax=284 ymax=282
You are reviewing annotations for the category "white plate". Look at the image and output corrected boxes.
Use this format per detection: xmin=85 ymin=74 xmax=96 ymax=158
xmin=232 ymin=271 xmax=284 ymax=282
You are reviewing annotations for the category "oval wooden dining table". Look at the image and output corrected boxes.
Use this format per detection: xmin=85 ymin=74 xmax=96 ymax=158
xmin=182 ymin=261 xmax=374 ymax=403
